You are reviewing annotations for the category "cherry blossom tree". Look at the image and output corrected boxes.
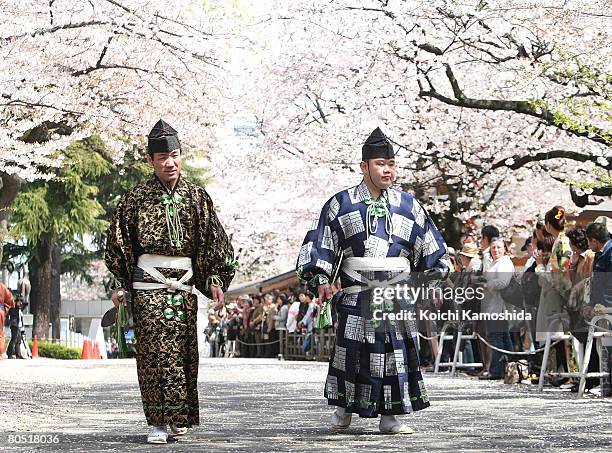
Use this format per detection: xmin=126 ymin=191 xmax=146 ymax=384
xmin=2 ymin=0 xmax=611 ymax=283
xmin=0 ymin=0 xmax=248 ymax=180
xmin=0 ymin=0 xmax=244 ymax=264
xmin=233 ymin=0 xmax=611 ymax=255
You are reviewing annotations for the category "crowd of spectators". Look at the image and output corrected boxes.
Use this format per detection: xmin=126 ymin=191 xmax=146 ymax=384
xmin=425 ymin=208 xmax=611 ymax=396
xmin=204 ymin=288 xmax=321 ymax=358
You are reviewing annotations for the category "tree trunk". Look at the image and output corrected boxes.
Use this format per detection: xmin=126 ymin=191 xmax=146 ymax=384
xmin=443 ymin=186 xmax=463 ymax=250
xmin=417 ymin=186 xmax=464 ymax=251
xmin=30 ymin=232 xmax=54 ymax=340
xmin=0 ymin=171 xmax=25 ymax=267
xmin=50 ymin=243 xmax=62 ymax=339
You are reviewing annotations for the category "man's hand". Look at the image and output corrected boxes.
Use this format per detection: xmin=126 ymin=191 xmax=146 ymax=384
xmin=211 ymin=286 xmax=224 ymax=310
xmin=318 ymin=283 xmax=333 ymax=303
xmin=111 ymin=288 xmax=127 ymax=308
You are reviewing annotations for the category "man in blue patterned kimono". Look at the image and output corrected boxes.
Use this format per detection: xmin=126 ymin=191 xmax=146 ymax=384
xmin=296 ymin=127 xmax=451 ymax=434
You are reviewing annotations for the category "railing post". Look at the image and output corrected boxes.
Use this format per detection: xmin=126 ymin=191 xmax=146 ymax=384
xmin=451 ymin=331 xmax=463 ymax=376
xmin=279 ymin=329 xmax=285 ymax=360
xmin=538 ymin=331 xmax=553 ymax=392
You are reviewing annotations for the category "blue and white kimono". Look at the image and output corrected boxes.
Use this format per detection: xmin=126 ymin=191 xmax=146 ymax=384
xmin=296 ymin=180 xmax=450 ymax=417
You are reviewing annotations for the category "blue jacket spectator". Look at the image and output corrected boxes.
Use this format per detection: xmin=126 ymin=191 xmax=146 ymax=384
xmin=586 ymin=221 xmax=612 ymax=308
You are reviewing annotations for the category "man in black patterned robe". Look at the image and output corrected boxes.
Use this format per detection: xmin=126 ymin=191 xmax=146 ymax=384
xmin=105 ymin=120 xmax=236 ymax=443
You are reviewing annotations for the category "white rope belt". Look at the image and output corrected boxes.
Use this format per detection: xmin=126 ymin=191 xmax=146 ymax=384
xmin=341 ymin=257 xmax=410 ymax=294
xmin=132 ymin=254 xmax=194 ymax=293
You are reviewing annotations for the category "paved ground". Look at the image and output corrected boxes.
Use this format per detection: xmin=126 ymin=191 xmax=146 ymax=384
xmin=0 ymin=358 xmax=610 ymax=452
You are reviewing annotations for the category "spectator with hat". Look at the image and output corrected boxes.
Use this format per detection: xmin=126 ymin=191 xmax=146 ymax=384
xmin=458 ymin=242 xmax=481 ymax=272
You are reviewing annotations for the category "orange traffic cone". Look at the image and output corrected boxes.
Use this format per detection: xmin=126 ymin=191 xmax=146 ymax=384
xmin=92 ymin=342 xmax=100 ymax=360
xmin=81 ymin=339 xmax=92 ymax=360
xmin=85 ymin=339 xmax=93 ymax=359
xmin=32 ymin=335 xmax=39 ymax=358
xmin=86 ymin=339 xmax=94 ymax=359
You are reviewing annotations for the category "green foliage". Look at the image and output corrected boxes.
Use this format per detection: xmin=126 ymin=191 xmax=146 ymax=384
xmin=1 ymin=242 xmax=28 ymax=268
xmin=565 ymin=168 xmax=612 ymax=192
xmin=9 ymin=187 xmax=50 ymax=244
xmin=27 ymin=340 xmax=82 ymax=359
xmin=182 ymin=160 xmax=211 ymax=187
xmin=527 ymin=97 xmax=612 ymax=146
xmin=60 ymin=245 xmax=100 ymax=284
xmin=9 ymin=135 xmax=113 ymax=246
xmin=91 ymin=146 xmax=152 ymax=251
xmin=527 ymin=54 xmax=612 ymax=146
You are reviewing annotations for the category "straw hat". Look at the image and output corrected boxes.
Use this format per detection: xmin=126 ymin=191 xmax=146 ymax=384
xmin=458 ymin=242 xmax=479 ymax=258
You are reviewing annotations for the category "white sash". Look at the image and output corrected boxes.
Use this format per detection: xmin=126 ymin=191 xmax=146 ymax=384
xmin=131 ymin=254 xmax=193 ymax=293
xmin=341 ymin=257 xmax=410 ymax=294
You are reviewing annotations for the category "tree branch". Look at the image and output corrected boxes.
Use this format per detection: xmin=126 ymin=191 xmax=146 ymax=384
xmin=1 ymin=96 xmax=83 ymax=116
xmin=549 ymin=175 xmax=612 ymax=207
xmin=1 ymin=20 xmax=108 ymax=42
xmin=71 ymin=63 xmax=152 ymax=77
xmin=481 ymin=179 xmax=504 ymax=211
xmin=492 ymin=149 xmax=611 ymax=171
xmin=418 ymin=64 xmax=609 ymax=146
xmin=118 ymin=24 xmax=219 ymax=67
xmin=341 ymin=6 xmax=396 ymax=20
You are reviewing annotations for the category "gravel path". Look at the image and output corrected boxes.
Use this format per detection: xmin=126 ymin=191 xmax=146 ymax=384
xmin=1 ymin=358 xmax=610 ymax=452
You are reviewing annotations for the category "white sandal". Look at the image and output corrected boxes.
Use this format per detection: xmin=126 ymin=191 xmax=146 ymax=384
xmin=147 ymin=426 xmax=168 ymax=444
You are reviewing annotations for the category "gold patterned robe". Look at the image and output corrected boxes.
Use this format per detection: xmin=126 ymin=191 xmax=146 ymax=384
xmin=105 ymin=175 xmax=235 ymax=427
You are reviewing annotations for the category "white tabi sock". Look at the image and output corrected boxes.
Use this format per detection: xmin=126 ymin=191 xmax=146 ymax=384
xmin=331 ymin=406 xmax=352 ymax=428
xmin=169 ymin=423 xmax=188 ymax=436
xmin=147 ymin=425 xmax=168 ymax=444
xmin=379 ymin=415 xmax=414 ymax=434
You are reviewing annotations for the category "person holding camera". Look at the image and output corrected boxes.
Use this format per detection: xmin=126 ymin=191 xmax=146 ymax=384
xmin=7 ymin=296 xmax=26 ymax=359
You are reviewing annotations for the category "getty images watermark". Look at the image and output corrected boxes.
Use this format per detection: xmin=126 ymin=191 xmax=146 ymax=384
xmin=370 ymin=284 xmax=533 ymax=322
